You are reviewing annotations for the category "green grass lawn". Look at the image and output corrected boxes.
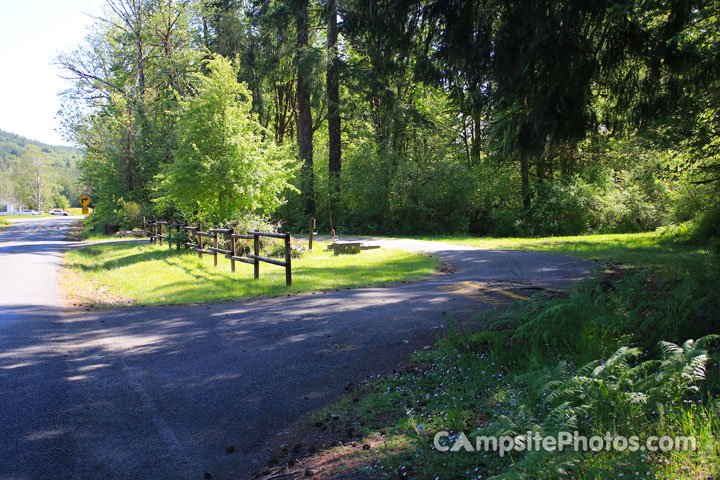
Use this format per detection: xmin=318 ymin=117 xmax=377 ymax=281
xmin=81 ymin=233 xmax=127 ymax=241
xmin=64 ymin=241 xmax=438 ymax=307
xmin=414 ymin=229 xmax=709 ymax=269
xmin=66 ymin=207 xmax=85 ymax=216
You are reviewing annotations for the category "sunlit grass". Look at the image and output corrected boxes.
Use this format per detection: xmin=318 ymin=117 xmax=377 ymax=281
xmin=414 ymin=230 xmax=709 ymax=270
xmin=81 ymin=233 xmax=127 ymax=241
xmin=64 ymin=241 xmax=438 ymax=306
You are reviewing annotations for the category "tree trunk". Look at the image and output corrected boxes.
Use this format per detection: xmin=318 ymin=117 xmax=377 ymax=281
xmin=536 ymin=132 xmax=554 ymax=182
xmin=133 ymin=0 xmax=145 ymax=93
xmin=126 ymin=102 xmax=135 ymax=192
xmin=520 ymin=154 xmax=530 ymax=212
xmin=34 ymin=161 xmax=42 ymax=210
xmin=370 ymin=96 xmax=384 ymax=147
xmin=327 ymin=0 xmax=341 ymax=195
xmin=296 ymin=0 xmax=315 ymax=214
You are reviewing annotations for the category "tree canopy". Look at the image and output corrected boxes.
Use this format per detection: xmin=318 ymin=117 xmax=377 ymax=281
xmin=59 ymin=0 xmax=720 ymax=235
xmin=161 ymin=55 xmax=296 ymax=222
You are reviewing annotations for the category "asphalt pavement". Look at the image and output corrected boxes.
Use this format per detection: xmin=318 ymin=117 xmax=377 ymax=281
xmin=0 ymin=218 xmax=591 ymax=479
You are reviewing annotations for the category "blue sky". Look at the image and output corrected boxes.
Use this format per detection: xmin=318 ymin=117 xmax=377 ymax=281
xmin=0 ymin=0 xmax=101 ymax=146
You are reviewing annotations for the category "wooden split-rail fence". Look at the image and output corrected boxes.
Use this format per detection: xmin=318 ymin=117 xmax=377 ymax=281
xmin=142 ymin=216 xmax=292 ymax=286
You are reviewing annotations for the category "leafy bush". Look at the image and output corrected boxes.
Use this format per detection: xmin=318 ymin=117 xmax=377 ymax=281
xmin=693 ymin=206 xmax=720 ymax=252
xmin=54 ymin=194 xmax=70 ymax=210
xmin=119 ymin=201 xmax=141 ymax=230
xmin=488 ymin=207 xmax=527 ymax=237
xmin=160 ymin=55 xmax=297 ymax=224
xmin=215 ymin=213 xmax=302 ymax=258
xmin=527 ymin=180 xmax=592 ymax=236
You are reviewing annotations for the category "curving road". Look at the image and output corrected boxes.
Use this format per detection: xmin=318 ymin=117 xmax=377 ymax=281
xmin=0 ymin=218 xmax=591 ymax=479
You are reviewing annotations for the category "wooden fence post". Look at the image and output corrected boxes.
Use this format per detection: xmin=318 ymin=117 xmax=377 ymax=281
xmin=168 ymin=221 xmax=172 ymax=248
xmin=142 ymin=216 xmax=146 ymax=237
xmin=152 ymin=218 xmax=157 ymax=244
xmin=197 ymin=223 xmax=203 ymax=258
xmin=213 ymin=227 xmax=219 ymax=267
xmin=308 ymin=218 xmax=315 ymax=251
xmin=230 ymin=228 xmax=236 ymax=273
xmin=159 ymin=222 xmax=163 ymax=246
xmin=285 ymin=233 xmax=292 ymax=286
xmin=253 ymin=233 xmax=260 ymax=279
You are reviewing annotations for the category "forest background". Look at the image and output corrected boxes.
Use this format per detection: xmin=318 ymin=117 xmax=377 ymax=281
xmin=53 ymin=0 xmax=720 ymax=241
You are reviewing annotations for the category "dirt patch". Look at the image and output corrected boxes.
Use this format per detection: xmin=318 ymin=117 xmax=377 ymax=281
xmin=250 ymin=431 xmax=392 ymax=480
xmin=248 ymin=364 xmax=426 ymax=480
xmin=65 ymin=220 xmax=85 ymax=241
xmin=57 ymin=255 xmax=133 ymax=311
xmin=435 ymin=257 xmax=457 ymax=275
xmin=597 ymin=260 xmax=638 ymax=291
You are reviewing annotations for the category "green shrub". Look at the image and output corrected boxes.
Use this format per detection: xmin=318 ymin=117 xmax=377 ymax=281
xmin=693 ymin=206 xmax=720 ymax=252
xmin=488 ymin=207 xmax=527 ymax=237
xmin=527 ymin=180 xmax=592 ymax=236
xmin=119 ymin=201 xmax=141 ymax=230
xmin=160 ymin=55 xmax=296 ymax=224
xmin=54 ymin=194 xmax=70 ymax=210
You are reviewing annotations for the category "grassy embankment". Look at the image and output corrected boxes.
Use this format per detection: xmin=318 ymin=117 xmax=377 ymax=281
xmin=63 ymin=240 xmax=438 ymax=307
xmin=291 ymin=229 xmax=719 ymax=479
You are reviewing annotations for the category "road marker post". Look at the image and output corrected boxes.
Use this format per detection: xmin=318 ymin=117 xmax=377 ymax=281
xmin=308 ymin=218 xmax=315 ymax=250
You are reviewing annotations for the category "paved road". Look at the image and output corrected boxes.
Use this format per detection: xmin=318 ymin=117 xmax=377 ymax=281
xmin=0 ymin=218 xmax=591 ymax=479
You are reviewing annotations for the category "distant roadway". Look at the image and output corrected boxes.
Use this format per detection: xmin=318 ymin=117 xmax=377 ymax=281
xmin=0 ymin=217 xmax=590 ymax=479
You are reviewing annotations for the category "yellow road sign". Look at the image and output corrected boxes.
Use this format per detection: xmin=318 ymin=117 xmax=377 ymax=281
xmin=79 ymin=194 xmax=91 ymax=207
xmin=82 ymin=207 xmax=89 ymax=215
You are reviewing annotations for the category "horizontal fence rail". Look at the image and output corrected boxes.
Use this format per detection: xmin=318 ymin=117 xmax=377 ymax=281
xmin=142 ymin=216 xmax=292 ymax=286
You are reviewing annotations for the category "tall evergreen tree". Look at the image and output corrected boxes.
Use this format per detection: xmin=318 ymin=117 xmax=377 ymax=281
xmin=294 ymin=0 xmax=315 ymax=214
xmin=326 ymin=0 xmax=341 ymax=194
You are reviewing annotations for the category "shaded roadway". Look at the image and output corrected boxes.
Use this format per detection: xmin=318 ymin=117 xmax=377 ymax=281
xmin=0 ymin=218 xmax=591 ymax=479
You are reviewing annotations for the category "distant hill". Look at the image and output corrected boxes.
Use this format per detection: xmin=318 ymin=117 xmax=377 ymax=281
xmin=0 ymin=130 xmax=83 ymax=208
xmin=0 ymin=130 xmax=82 ymax=172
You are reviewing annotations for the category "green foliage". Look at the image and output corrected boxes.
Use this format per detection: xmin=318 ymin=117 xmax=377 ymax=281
xmin=58 ymin=0 xmax=200 ymax=231
xmin=160 ymin=56 xmax=297 ymax=224
xmin=693 ymin=206 xmax=720 ymax=252
xmin=0 ymin=131 xmax=82 ymax=210
xmin=59 ymin=0 xmax=720 ymax=238
xmin=0 ymin=129 xmax=81 ymax=175
xmin=54 ymin=194 xmax=70 ymax=210
xmin=119 ymin=201 xmax=142 ymax=230
xmin=527 ymin=180 xmax=593 ymax=236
